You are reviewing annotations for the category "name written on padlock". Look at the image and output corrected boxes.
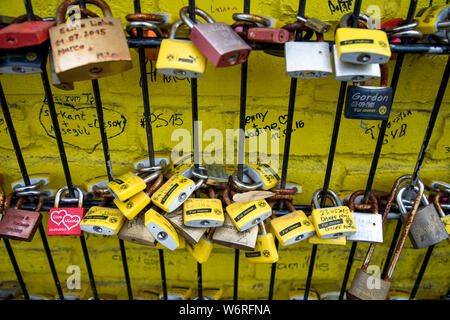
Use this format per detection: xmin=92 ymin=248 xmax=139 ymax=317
xmin=311 ymin=206 xmax=356 ymax=238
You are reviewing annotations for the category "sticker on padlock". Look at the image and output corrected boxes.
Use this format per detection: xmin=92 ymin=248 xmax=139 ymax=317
xmin=310 ymin=189 xmax=356 ymax=239
xmin=226 ymin=199 xmax=272 ymax=232
xmin=156 ymin=19 xmax=206 ymax=78
xmin=346 ymin=191 xmax=383 ymax=243
xmin=49 ymin=0 xmax=132 ymax=82
xmin=345 ymin=64 xmax=393 ymax=120
xmin=159 ymin=286 xmax=192 ymax=300
xmin=118 ymin=211 xmax=156 ymax=246
xmin=270 ymin=201 xmax=315 ymax=246
xmin=332 ymin=44 xmax=381 ymax=82
xmin=397 ymin=183 xmax=448 ymax=249
xmin=183 ymin=198 xmax=224 ymax=228
xmin=107 ymin=170 xmax=160 ymax=202
xmin=0 ymin=194 xmax=42 ymax=241
xmin=186 ymin=229 xmax=214 ymax=264
xmin=47 ymin=186 xmax=85 ymax=236
xmin=179 ymin=7 xmax=251 ymax=67
xmin=415 ymin=5 xmax=450 ymax=39
xmin=80 ymin=206 xmax=125 ymax=235
xmin=145 ymin=207 xmax=180 ymax=250
xmin=245 ymin=222 xmax=279 ymax=264
xmin=165 ymin=209 xmax=207 ymax=245
xmin=307 ymin=217 xmax=347 ymax=246
xmin=433 ymin=191 xmax=450 ymax=236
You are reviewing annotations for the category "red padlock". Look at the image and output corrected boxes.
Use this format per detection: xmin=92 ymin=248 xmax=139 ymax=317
xmin=0 ymin=14 xmax=55 ymax=49
xmin=47 ymin=186 xmax=85 ymax=236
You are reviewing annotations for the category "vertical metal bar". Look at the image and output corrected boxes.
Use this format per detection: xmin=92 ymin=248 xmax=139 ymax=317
xmin=24 ymin=0 xmax=35 ymax=21
xmin=409 ymin=245 xmax=435 ymax=300
xmin=79 ymin=235 xmax=98 ymax=299
xmin=3 ymin=238 xmax=29 ymax=299
xmin=233 ymin=248 xmax=239 ymax=300
xmin=158 ymin=249 xmax=167 ymax=299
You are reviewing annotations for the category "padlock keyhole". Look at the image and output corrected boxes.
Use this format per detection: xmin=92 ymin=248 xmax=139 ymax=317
xmin=89 ymin=67 xmax=103 ymax=74
xmin=7 ymin=37 xmax=17 ymax=44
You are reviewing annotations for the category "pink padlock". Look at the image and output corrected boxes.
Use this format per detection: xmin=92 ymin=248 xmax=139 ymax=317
xmin=179 ymin=7 xmax=251 ymax=67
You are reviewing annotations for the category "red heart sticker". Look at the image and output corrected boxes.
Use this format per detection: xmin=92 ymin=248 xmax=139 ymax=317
xmin=50 ymin=210 xmax=67 ymax=226
xmin=63 ymin=214 xmax=81 ymax=230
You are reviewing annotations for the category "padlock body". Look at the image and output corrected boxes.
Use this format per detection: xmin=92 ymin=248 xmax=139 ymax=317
xmin=335 ymin=28 xmax=391 ymax=64
xmin=270 ymin=210 xmax=315 ymax=246
xmin=347 ymin=269 xmax=390 ymax=300
xmin=226 ymin=199 xmax=272 ymax=231
xmin=156 ymin=38 xmax=206 ymax=78
xmin=311 ymin=205 xmax=356 ymax=238
xmin=0 ymin=43 xmax=48 ymax=74
xmin=0 ymin=21 xmax=55 ymax=49
xmin=49 ymin=17 xmax=132 ymax=82
xmin=332 ymin=44 xmax=381 ymax=82
xmin=402 ymin=204 xmax=448 ymax=248
xmin=308 ymin=234 xmax=347 ymax=245
xmin=204 ymin=164 xmax=229 ymax=189
xmin=347 ymin=212 xmax=383 ymax=243
xmin=247 ymin=28 xmax=290 ymax=44
xmin=285 ymin=41 xmax=332 ymax=78
xmin=186 ymin=237 xmax=213 ymax=264
xmin=244 ymin=163 xmax=280 ymax=190
xmin=151 ymin=173 xmax=196 ymax=213
xmin=166 ymin=210 xmax=207 ymax=245
xmin=49 ymin=51 xmax=74 ymax=90
xmin=107 ymin=172 xmax=146 ymax=202
xmin=118 ymin=212 xmax=156 ymax=246
xmin=0 ymin=208 xmax=42 ymax=241
xmin=212 ymin=214 xmax=258 ymax=250
xmin=47 ymin=207 xmax=85 ymax=236
xmin=114 ymin=191 xmax=151 ymax=220
xmin=345 ymin=85 xmax=393 ymax=120
xmin=245 ymin=233 xmax=279 ymax=263
xmin=80 ymin=206 xmax=125 ymax=235
xmin=155 ymin=236 xmax=185 ymax=250
xmin=183 ymin=198 xmax=224 ymax=228
xmin=189 ymin=22 xmax=251 ymax=67
xmin=145 ymin=208 xmax=179 ymax=250
xmin=415 ymin=5 xmax=450 ymax=36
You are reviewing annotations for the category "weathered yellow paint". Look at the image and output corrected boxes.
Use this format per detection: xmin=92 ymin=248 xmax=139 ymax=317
xmin=0 ymin=0 xmax=449 ymax=300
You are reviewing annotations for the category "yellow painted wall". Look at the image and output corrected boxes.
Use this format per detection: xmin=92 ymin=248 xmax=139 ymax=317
xmin=0 ymin=0 xmax=449 ymax=300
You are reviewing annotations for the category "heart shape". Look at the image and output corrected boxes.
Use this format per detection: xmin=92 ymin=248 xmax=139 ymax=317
xmin=63 ymin=214 xmax=81 ymax=230
xmin=50 ymin=210 xmax=67 ymax=226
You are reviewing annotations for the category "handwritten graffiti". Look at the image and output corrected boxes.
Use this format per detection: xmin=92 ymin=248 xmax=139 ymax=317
xmin=328 ymin=0 xmax=353 ymax=15
xmin=141 ymin=60 xmax=191 ymax=85
xmin=245 ymin=110 xmax=306 ymax=139
xmin=363 ymin=110 xmax=412 ymax=144
xmin=140 ymin=112 xmax=184 ymax=128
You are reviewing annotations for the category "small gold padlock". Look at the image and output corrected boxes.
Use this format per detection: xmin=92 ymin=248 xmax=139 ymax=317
xmin=80 ymin=206 xmax=125 ymax=235
xmin=310 ymin=189 xmax=356 ymax=239
xmin=145 ymin=206 xmax=180 ymax=250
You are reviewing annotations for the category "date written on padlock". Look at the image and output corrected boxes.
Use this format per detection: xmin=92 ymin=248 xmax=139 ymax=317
xmin=80 ymin=206 xmax=125 ymax=235
xmin=311 ymin=206 xmax=356 ymax=239
xmin=183 ymin=198 xmax=224 ymax=228
xmin=226 ymin=199 xmax=272 ymax=232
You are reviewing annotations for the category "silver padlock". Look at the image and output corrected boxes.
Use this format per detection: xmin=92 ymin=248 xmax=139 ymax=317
xmin=332 ymin=44 xmax=381 ymax=82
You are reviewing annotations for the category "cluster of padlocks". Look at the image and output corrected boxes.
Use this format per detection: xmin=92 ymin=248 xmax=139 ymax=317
xmin=0 ymin=157 xmax=449 ymax=299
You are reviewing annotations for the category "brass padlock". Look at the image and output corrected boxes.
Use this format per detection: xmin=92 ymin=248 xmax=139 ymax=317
xmin=397 ymin=182 xmax=448 ymax=249
xmin=244 ymin=221 xmax=279 ymax=264
xmin=310 ymin=189 xmax=356 ymax=239
xmin=118 ymin=211 xmax=156 ymax=246
xmin=80 ymin=206 xmax=125 ymax=235
xmin=347 ymin=176 xmax=424 ymax=300
xmin=49 ymin=0 xmax=132 ymax=82
xmin=145 ymin=206 xmax=180 ymax=250
xmin=165 ymin=209 xmax=207 ymax=245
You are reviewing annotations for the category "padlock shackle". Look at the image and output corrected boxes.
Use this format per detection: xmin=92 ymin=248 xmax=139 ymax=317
xmin=348 ymin=190 xmax=379 ymax=214
xmin=340 ymin=12 xmax=376 ymax=30
xmin=431 ymin=181 xmax=450 ymax=193
xmin=191 ymin=166 xmax=208 ymax=191
xmin=56 ymin=0 xmax=112 ymax=25
xmin=231 ymin=170 xmax=263 ymax=191
xmin=312 ymin=188 xmax=343 ymax=209
xmin=4 ymin=192 xmax=44 ymax=212
xmin=145 ymin=173 xmax=164 ymax=197
xmin=389 ymin=29 xmax=423 ymax=40
xmin=232 ymin=13 xmax=271 ymax=28
xmin=433 ymin=191 xmax=449 ymax=218
xmin=222 ymin=183 xmax=233 ymax=206
xmin=125 ymin=13 xmax=165 ymax=25
xmin=54 ymin=186 xmax=84 ymax=208
xmin=396 ymin=181 xmax=428 ymax=216
xmin=169 ymin=20 xmax=187 ymax=39
xmin=11 ymin=14 xmax=43 ymax=23
xmin=379 ymin=63 xmax=389 ymax=87
xmin=179 ymin=7 xmax=215 ymax=30
xmin=283 ymin=200 xmax=296 ymax=213
xmin=142 ymin=170 xmax=162 ymax=184
xmin=126 ymin=21 xmax=163 ymax=38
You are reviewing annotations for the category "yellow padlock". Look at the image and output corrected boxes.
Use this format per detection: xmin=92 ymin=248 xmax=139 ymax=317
xmin=415 ymin=5 xmax=450 ymax=35
xmin=308 ymin=234 xmax=347 ymax=246
xmin=80 ymin=206 xmax=125 ymax=235
xmin=245 ymin=222 xmax=279 ymax=264
xmin=310 ymin=189 xmax=356 ymax=239
xmin=156 ymin=19 xmax=206 ymax=78
xmin=231 ymin=163 xmax=280 ymax=191
xmin=145 ymin=207 xmax=180 ymax=250
xmin=106 ymin=171 xmax=159 ymax=202
xmin=183 ymin=198 xmax=224 ymax=228
xmin=186 ymin=229 xmax=214 ymax=264
xmin=155 ymin=235 xmax=186 ymax=250
xmin=270 ymin=201 xmax=315 ymax=246
xmin=226 ymin=199 xmax=272 ymax=231
xmin=151 ymin=173 xmax=197 ymax=213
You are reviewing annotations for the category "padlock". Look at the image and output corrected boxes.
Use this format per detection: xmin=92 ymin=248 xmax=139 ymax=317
xmin=118 ymin=211 xmax=156 ymax=246
xmin=212 ymin=210 xmax=258 ymax=250
xmin=151 ymin=167 xmax=207 ymax=213
xmin=49 ymin=50 xmax=74 ymax=90
xmin=165 ymin=209 xmax=207 ymax=245
xmin=0 ymin=193 xmax=42 ymax=241
xmin=80 ymin=206 xmax=125 ymax=235
xmin=186 ymin=228 xmax=214 ymax=264
xmin=332 ymin=44 xmax=381 ymax=82
xmin=285 ymin=29 xmax=332 ymax=78
xmin=232 ymin=14 xmax=288 ymax=44
xmin=231 ymin=163 xmax=280 ymax=191
xmin=270 ymin=200 xmax=315 ymax=246
xmin=203 ymin=164 xmax=229 ymax=189
xmin=49 ymin=0 xmax=132 ymax=82
xmin=344 ymin=63 xmax=393 ymax=120
xmin=433 ymin=191 xmax=450 ymax=236
xmin=159 ymin=286 xmax=192 ymax=300
xmin=145 ymin=206 xmax=180 ymax=250
xmin=134 ymin=156 xmax=169 ymax=173
xmin=336 ymin=13 xmax=391 ymax=64
xmin=346 ymin=191 xmax=383 ymax=243
xmin=154 ymin=235 xmax=185 ymax=250
xmin=114 ymin=172 xmax=163 ymax=220
xmin=244 ymin=221 xmax=279 ymax=264
xmin=397 ymin=183 xmax=448 ymax=249
xmin=47 ymin=186 xmax=85 ymax=236
xmin=310 ymin=189 xmax=356 ymax=239
xmin=0 ymin=281 xmax=22 ymax=300
xmin=106 ymin=170 xmax=160 ymax=202
xmin=295 ymin=15 xmax=331 ymax=34
xmin=415 ymin=5 xmax=450 ymax=39
xmin=0 ymin=42 xmax=48 ymax=74
xmin=183 ymin=197 xmax=224 ymax=228
xmin=308 ymin=234 xmax=347 ymax=245
xmin=179 ymin=7 xmax=251 ymax=67
xmin=225 ymin=199 xmax=272 ymax=232
xmin=0 ymin=16 xmax=54 ymax=49
xmin=156 ymin=19 xmax=206 ymax=78
xmin=347 ymin=177 xmax=424 ymax=300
